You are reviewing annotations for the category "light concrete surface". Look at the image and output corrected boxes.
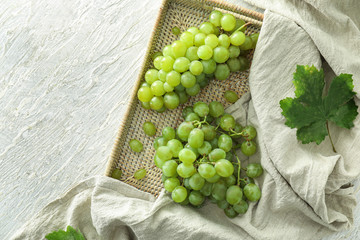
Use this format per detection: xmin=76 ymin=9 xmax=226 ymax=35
xmin=0 ymin=0 xmax=358 ymax=239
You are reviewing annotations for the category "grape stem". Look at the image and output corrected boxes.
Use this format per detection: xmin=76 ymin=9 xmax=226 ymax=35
xmin=193 ymin=116 xmax=209 ymax=128
xmin=235 ymin=154 xmax=241 ymax=186
xmin=326 ymin=121 xmax=337 ymax=153
xmin=232 ymin=22 xmax=252 ymax=35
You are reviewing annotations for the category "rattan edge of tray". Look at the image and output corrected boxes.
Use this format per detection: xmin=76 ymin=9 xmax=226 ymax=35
xmin=104 ymin=0 xmax=264 ymax=177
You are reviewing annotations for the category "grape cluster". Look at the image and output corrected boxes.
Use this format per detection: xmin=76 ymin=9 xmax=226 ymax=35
xmin=153 ymin=101 xmax=263 ymax=218
xmin=137 ymin=10 xmax=259 ymax=112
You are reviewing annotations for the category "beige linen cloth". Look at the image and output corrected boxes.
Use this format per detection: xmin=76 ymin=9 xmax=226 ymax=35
xmin=12 ymin=1 xmax=360 ymax=239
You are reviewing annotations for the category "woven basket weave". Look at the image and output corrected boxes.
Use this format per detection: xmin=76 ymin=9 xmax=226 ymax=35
xmin=105 ymin=0 xmax=263 ymax=197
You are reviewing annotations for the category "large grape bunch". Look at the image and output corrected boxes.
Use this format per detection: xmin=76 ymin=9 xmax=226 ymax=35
xmin=137 ymin=10 xmax=259 ymax=112
xmin=153 ymin=101 xmax=263 ymax=218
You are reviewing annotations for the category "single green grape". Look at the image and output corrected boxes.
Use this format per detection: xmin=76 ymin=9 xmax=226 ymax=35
xmin=166 ymin=70 xmax=181 ymax=87
xmin=230 ymin=31 xmax=246 ymax=46
xmin=164 ymin=92 xmax=180 ymax=109
xmin=218 ymin=34 xmax=230 ymax=48
xmin=181 ymin=71 xmax=196 ymax=88
xmin=153 ymin=56 xmax=163 ymax=70
xmin=161 ymin=56 xmax=175 ymax=72
xmin=209 ymin=10 xmax=223 ymax=27
xmin=140 ymin=82 xmax=150 ymax=88
xmin=233 ymin=199 xmax=249 ymax=214
xmin=172 ymin=40 xmax=187 ymax=58
xmin=193 ymin=101 xmax=209 ymax=117
xmin=162 ymin=126 xmax=176 ymax=141
xmin=211 ymin=181 xmax=227 ymax=201
xmin=172 ymin=26 xmax=181 ymax=35
xmin=246 ymin=163 xmax=263 ymax=178
xmin=215 ymin=159 xmax=234 ymax=177
xmin=176 ymin=121 xmax=194 ymax=141
xmin=197 ymin=45 xmax=213 ymax=60
xmin=208 ymin=148 xmax=226 ymax=162
xmin=199 ymin=22 xmax=215 ymax=35
xmin=143 ymin=121 xmax=156 ymax=136
xmin=200 ymin=181 xmax=213 ymax=196
xmin=239 ymin=56 xmax=250 ymax=71
xmin=158 ymin=69 xmax=168 ymax=82
xmin=177 ymin=91 xmax=189 ymax=104
xmin=226 ymin=185 xmax=243 ymax=205
xmin=178 ymin=148 xmax=196 ymax=165
xmin=185 ymin=83 xmax=200 ymax=96
xmin=188 ymin=128 xmax=204 ymax=148
xmin=163 ymin=45 xmax=175 ymax=59
xmin=129 ymin=139 xmax=143 ymax=152
xmin=224 ymin=175 xmax=236 ymax=187
xmin=164 ymin=177 xmax=180 ymax=192
xmin=201 ymin=125 xmax=216 ymax=141
xmin=150 ymin=96 xmax=164 ymax=110
xmin=151 ymin=80 xmax=165 ymax=96
xmin=145 ymin=69 xmax=159 ymax=84
xmin=230 ymin=18 xmax=246 ymax=34
xmin=243 ymin=183 xmax=261 ymax=202
xmin=227 ymin=58 xmax=241 ymax=72
xmin=198 ymin=163 xmax=216 ymax=179
xmin=205 ymin=34 xmax=219 ymax=49
xmin=208 ymin=101 xmax=224 ymax=118
xmin=134 ymin=168 xmax=146 ymax=180
xmin=141 ymin=101 xmax=151 ymax=109
xmin=213 ymin=46 xmax=230 ymax=63
xmin=218 ymin=134 xmax=233 ymax=152
xmin=189 ymin=173 xmax=205 ymax=190
xmin=224 ymin=90 xmax=239 ymax=103
xmin=137 ymin=86 xmax=153 ymax=102
xmin=180 ymin=31 xmax=194 ymax=48
xmin=173 ymin=57 xmax=190 ymax=73
xmin=177 ymin=163 xmax=196 ymax=178
xmin=214 ymin=63 xmax=230 ymax=80
xmin=209 ymin=137 xmax=218 ymax=149
xmin=194 ymin=33 xmax=206 ymax=47
xmin=221 ymin=14 xmax=236 ymax=31
xmin=241 ymin=140 xmax=256 ymax=156
xmin=198 ymin=141 xmax=212 ymax=155
xmin=172 ymin=186 xmax=188 ymax=203
xmin=220 ymin=114 xmax=236 ymax=131
xmin=189 ymin=60 xmax=203 ymax=76
xmin=162 ymin=160 xmax=178 ymax=177
xmin=189 ymin=190 xmax=205 ymax=206
xmin=157 ymin=145 xmax=173 ymax=160
xmin=242 ymin=125 xmax=257 ymax=140
xmin=228 ymin=45 xmax=241 ymax=58
xmin=201 ymin=59 xmax=217 ymax=74
xmin=185 ymin=46 xmax=199 ymax=61
xmin=111 ymin=168 xmax=122 ymax=180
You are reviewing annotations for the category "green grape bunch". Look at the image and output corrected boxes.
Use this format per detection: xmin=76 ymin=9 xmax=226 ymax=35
xmin=137 ymin=10 xmax=259 ymax=112
xmin=153 ymin=100 xmax=263 ymax=218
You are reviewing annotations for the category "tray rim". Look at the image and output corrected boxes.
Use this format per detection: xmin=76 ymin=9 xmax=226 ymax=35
xmin=104 ymin=0 xmax=264 ymax=178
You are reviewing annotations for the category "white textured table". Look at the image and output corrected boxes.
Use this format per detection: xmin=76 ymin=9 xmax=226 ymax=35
xmin=0 ymin=0 xmax=358 ymax=239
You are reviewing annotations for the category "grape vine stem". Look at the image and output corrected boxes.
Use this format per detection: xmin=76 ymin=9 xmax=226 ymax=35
xmin=326 ymin=121 xmax=337 ymax=153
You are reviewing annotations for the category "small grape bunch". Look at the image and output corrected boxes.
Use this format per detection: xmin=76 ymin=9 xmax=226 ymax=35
xmin=153 ymin=101 xmax=263 ymax=218
xmin=137 ymin=10 xmax=259 ymax=112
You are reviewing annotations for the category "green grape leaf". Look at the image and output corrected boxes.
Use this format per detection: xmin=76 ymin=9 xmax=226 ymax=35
xmin=280 ymin=65 xmax=358 ymax=150
xmin=45 ymin=226 xmax=85 ymax=240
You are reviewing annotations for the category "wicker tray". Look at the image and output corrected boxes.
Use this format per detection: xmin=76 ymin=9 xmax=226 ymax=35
xmin=105 ymin=0 xmax=263 ymax=197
